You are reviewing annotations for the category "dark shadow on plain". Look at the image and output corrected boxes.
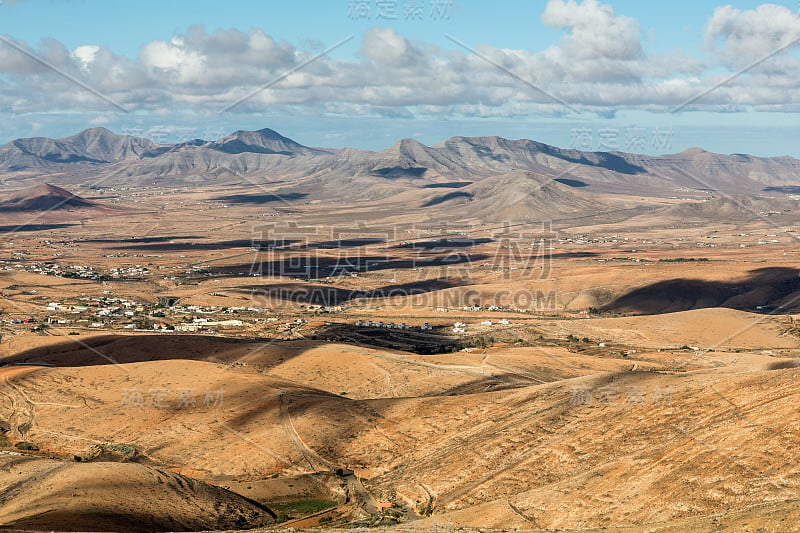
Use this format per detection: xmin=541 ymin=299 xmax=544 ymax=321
xmin=0 ymin=223 xmax=77 ymax=232
xmin=218 ymin=252 xmax=490 ymax=279
xmin=213 ymin=192 xmax=308 ymax=204
xmin=299 ymin=238 xmax=385 ymax=250
xmin=764 ymin=186 xmax=800 ymax=194
xmin=392 ymin=238 xmax=493 ymax=250
xmin=83 ymin=236 xmax=202 ymax=244
xmin=601 ymin=267 xmax=800 ymax=315
xmin=108 ymin=239 xmax=298 ymax=252
xmin=549 ymin=251 xmax=598 ymax=259
xmin=247 ymin=278 xmax=464 ymax=306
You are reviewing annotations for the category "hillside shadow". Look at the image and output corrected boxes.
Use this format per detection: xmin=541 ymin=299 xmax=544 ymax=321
xmin=602 ymin=267 xmax=800 ymax=315
xmin=0 ymin=335 xmax=273 ymax=367
xmin=0 ymin=335 xmax=355 ymax=373
xmin=548 ymin=147 xmax=646 ymax=175
xmin=554 ymin=178 xmax=589 ymax=187
xmin=422 ymin=191 xmax=473 ymax=207
xmin=310 ymin=322 xmax=463 ymax=355
xmin=422 ymin=181 xmax=472 ymax=189
xmin=372 ymin=166 xmax=427 ymax=179
xmin=209 ymin=137 xmax=294 ymax=155
xmin=433 ymin=373 xmax=541 ymax=395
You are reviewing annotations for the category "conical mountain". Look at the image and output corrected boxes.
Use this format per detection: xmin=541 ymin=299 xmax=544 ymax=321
xmin=208 ymin=128 xmax=320 ymax=155
xmin=0 ymin=183 xmax=98 ymax=211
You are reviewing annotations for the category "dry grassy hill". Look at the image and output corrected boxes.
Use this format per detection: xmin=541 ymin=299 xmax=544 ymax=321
xmin=1 ymin=328 xmax=799 ymax=530
xmin=0 ymin=454 xmax=275 ymax=532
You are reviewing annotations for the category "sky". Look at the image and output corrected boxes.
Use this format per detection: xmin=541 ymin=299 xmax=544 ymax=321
xmin=1 ymin=0 xmax=800 ymax=156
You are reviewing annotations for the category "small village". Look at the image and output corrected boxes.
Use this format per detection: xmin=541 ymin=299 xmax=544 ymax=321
xmin=0 ymin=259 xmax=150 ymax=281
xmin=0 ymin=282 xmax=522 ymax=341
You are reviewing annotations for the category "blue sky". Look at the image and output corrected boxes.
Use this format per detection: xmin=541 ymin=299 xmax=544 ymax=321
xmin=6 ymin=0 xmax=795 ymax=58
xmin=1 ymin=0 xmax=800 ymax=156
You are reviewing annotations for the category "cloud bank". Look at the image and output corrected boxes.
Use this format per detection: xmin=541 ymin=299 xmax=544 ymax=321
xmin=1 ymin=1 xmax=799 ymax=119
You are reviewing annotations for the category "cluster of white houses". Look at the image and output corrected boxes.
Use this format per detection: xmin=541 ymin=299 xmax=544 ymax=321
xmin=353 ymin=321 xmax=456 ymax=333
xmin=355 ymin=320 xmax=412 ymax=330
xmin=28 ymin=296 xmax=263 ymax=333
xmin=172 ymin=319 xmax=245 ymax=332
xmin=0 ymin=260 xmax=148 ymax=281
xmin=462 ymin=305 xmax=505 ymax=312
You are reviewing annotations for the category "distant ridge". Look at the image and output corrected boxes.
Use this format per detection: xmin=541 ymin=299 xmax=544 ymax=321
xmin=0 ymin=127 xmax=158 ymax=171
xmin=0 ymin=127 xmax=799 ymax=198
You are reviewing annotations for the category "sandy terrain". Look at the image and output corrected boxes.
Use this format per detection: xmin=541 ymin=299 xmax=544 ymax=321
xmin=1 ymin=181 xmax=800 ymax=531
xmin=2 ymin=342 xmax=800 ymax=529
xmin=538 ymin=307 xmax=800 ymax=349
xmin=0 ymin=454 xmax=275 ymax=531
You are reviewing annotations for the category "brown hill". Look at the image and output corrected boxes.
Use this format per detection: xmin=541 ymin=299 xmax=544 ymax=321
xmin=0 ymin=454 xmax=275 ymax=532
xmin=0 ymin=183 xmax=101 ymax=212
xmin=3 ymin=349 xmax=800 ymax=530
xmin=656 ymin=194 xmax=797 ymax=222
xmin=420 ymin=170 xmax=604 ymax=221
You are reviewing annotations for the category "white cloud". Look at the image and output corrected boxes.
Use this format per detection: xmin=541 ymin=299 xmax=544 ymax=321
xmin=542 ymin=0 xmax=642 ymax=60
xmin=0 ymin=3 xmax=800 ymax=120
xmin=88 ymin=113 xmax=111 ymax=125
xmin=140 ymin=39 xmax=206 ymax=84
xmin=705 ymin=3 xmax=800 ymax=64
xmin=360 ymin=27 xmax=427 ymax=68
xmin=73 ymin=45 xmax=100 ymax=70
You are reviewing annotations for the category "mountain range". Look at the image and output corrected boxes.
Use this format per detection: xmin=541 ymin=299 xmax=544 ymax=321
xmin=1 ymin=127 xmax=799 ymax=210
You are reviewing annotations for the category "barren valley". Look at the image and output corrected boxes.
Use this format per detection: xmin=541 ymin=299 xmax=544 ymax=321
xmin=0 ymin=128 xmax=799 ymax=532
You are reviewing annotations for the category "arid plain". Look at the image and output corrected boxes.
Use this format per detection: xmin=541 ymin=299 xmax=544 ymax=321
xmin=1 ymin=128 xmax=800 ymax=531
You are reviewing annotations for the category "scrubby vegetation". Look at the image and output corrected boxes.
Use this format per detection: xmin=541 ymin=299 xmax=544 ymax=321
xmin=0 ymin=421 xmax=10 ymax=449
xmin=271 ymin=499 xmax=337 ymax=521
xmin=86 ymin=443 xmax=140 ymax=462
